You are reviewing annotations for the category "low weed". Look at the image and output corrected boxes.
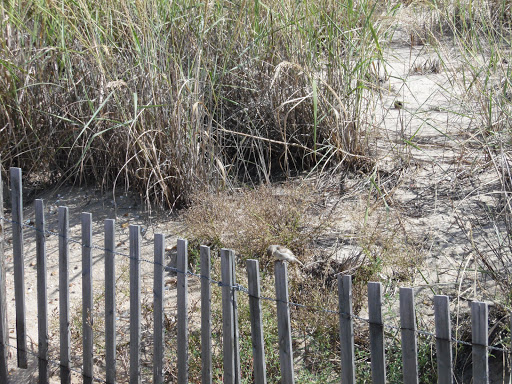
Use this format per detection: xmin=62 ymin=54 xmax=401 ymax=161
xmin=184 ymin=182 xmax=323 ymax=265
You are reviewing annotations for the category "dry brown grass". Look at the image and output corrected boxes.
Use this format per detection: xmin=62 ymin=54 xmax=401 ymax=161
xmin=184 ymin=182 xmax=323 ymax=265
xmin=0 ymin=0 xmax=384 ymax=210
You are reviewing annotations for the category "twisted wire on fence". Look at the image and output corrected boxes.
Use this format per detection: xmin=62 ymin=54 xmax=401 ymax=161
xmin=0 ymin=213 xmax=510 ymax=382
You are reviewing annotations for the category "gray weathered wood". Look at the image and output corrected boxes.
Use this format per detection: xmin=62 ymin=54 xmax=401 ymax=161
xmin=153 ymin=233 xmax=165 ymax=384
xmin=35 ymin=200 xmax=49 ymax=384
xmin=201 ymin=245 xmax=212 ymax=384
xmin=11 ymin=167 xmax=27 ymax=368
xmin=129 ymin=225 xmax=141 ymax=384
xmin=400 ymin=287 xmax=418 ymax=384
xmin=471 ymin=301 xmax=489 ymax=384
xmin=246 ymin=259 xmax=267 ymax=384
xmin=232 ymin=252 xmax=241 ymax=384
xmin=104 ymin=219 xmax=116 ymax=384
xmin=274 ymin=260 xmax=294 ymax=384
xmin=368 ymin=282 xmax=385 ymax=384
xmin=338 ymin=275 xmax=355 ymax=384
xmin=177 ymin=239 xmax=189 ymax=383
xmin=82 ymin=212 xmax=94 ymax=384
xmin=434 ymin=295 xmax=452 ymax=384
xmin=221 ymin=249 xmax=235 ymax=384
xmin=0 ymin=167 xmax=8 ymax=382
xmin=59 ymin=206 xmax=71 ymax=384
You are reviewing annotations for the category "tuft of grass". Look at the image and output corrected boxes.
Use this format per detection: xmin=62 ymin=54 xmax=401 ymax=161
xmin=184 ymin=182 xmax=324 ymax=264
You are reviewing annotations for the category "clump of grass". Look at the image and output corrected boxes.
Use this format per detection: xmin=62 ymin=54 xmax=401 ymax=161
xmin=409 ymin=58 xmax=442 ymax=75
xmin=184 ymin=182 xmax=323 ymax=264
xmin=0 ymin=0 xmax=386 ymax=208
xmin=358 ymin=213 xmax=421 ymax=278
xmin=289 ymin=277 xmax=341 ymax=380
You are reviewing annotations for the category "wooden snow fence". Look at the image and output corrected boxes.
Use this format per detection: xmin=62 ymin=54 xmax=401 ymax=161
xmin=0 ymin=167 xmax=508 ymax=383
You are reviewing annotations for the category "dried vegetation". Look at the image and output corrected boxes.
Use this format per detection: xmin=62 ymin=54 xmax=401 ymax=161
xmin=0 ymin=0 xmax=381 ymax=208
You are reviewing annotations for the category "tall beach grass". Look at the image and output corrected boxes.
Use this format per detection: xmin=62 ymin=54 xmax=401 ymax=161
xmin=1 ymin=0 xmax=385 ymax=207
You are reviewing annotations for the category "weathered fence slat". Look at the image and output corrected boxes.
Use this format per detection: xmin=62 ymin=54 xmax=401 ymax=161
xmin=153 ymin=233 xmax=165 ymax=384
xmin=0 ymin=168 xmax=9 ymax=382
xmin=221 ymin=249 xmax=235 ymax=384
xmin=11 ymin=167 xmax=27 ymax=368
xmin=177 ymin=239 xmax=189 ymax=383
xmin=232 ymin=251 xmax=241 ymax=384
xmin=35 ymin=200 xmax=49 ymax=384
xmin=400 ymin=287 xmax=418 ymax=384
xmin=130 ymin=225 xmax=141 ymax=384
xmin=104 ymin=219 xmax=116 ymax=384
xmin=338 ymin=275 xmax=356 ymax=384
xmin=434 ymin=295 xmax=452 ymax=384
xmin=82 ymin=212 xmax=94 ymax=384
xmin=471 ymin=301 xmax=489 ymax=384
xmin=274 ymin=260 xmax=294 ymax=384
xmin=59 ymin=206 xmax=71 ymax=384
xmin=246 ymin=259 xmax=267 ymax=384
xmin=201 ymin=245 xmax=212 ymax=384
xmin=368 ymin=282 xmax=385 ymax=384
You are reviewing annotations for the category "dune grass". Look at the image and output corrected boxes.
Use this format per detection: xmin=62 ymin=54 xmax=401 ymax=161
xmin=1 ymin=0 xmax=385 ymax=208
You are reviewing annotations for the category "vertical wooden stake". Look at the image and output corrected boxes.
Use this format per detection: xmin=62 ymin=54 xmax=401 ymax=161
xmin=0 ymin=166 xmax=8 ymax=382
xmin=105 ymin=219 xmax=116 ymax=384
xmin=434 ymin=295 xmax=452 ymax=384
xmin=177 ymin=239 xmax=189 ymax=383
xmin=129 ymin=225 xmax=141 ymax=384
xmin=368 ymin=282 xmax=385 ymax=384
xmin=471 ymin=301 xmax=489 ymax=384
xmin=82 ymin=212 xmax=93 ymax=384
xmin=36 ymin=200 xmax=49 ymax=384
xmin=338 ymin=275 xmax=355 ymax=384
xmin=247 ymin=259 xmax=267 ymax=384
xmin=201 ymin=245 xmax=212 ymax=384
xmin=232 ymin=252 xmax=241 ymax=384
xmin=59 ymin=206 xmax=71 ymax=384
xmin=221 ymin=249 xmax=235 ymax=384
xmin=400 ymin=287 xmax=419 ymax=384
xmin=153 ymin=234 xmax=165 ymax=384
xmin=11 ymin=167 xmax=27 ymax=368
xmin=274 ymin=260 xmax=294 ymax=384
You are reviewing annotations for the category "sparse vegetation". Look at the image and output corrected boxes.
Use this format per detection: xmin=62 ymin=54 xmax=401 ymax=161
xmin=183 ymin=180 xmax=426 ymax=381
xmin=184 ymin=183 xmax=322 ymax=263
